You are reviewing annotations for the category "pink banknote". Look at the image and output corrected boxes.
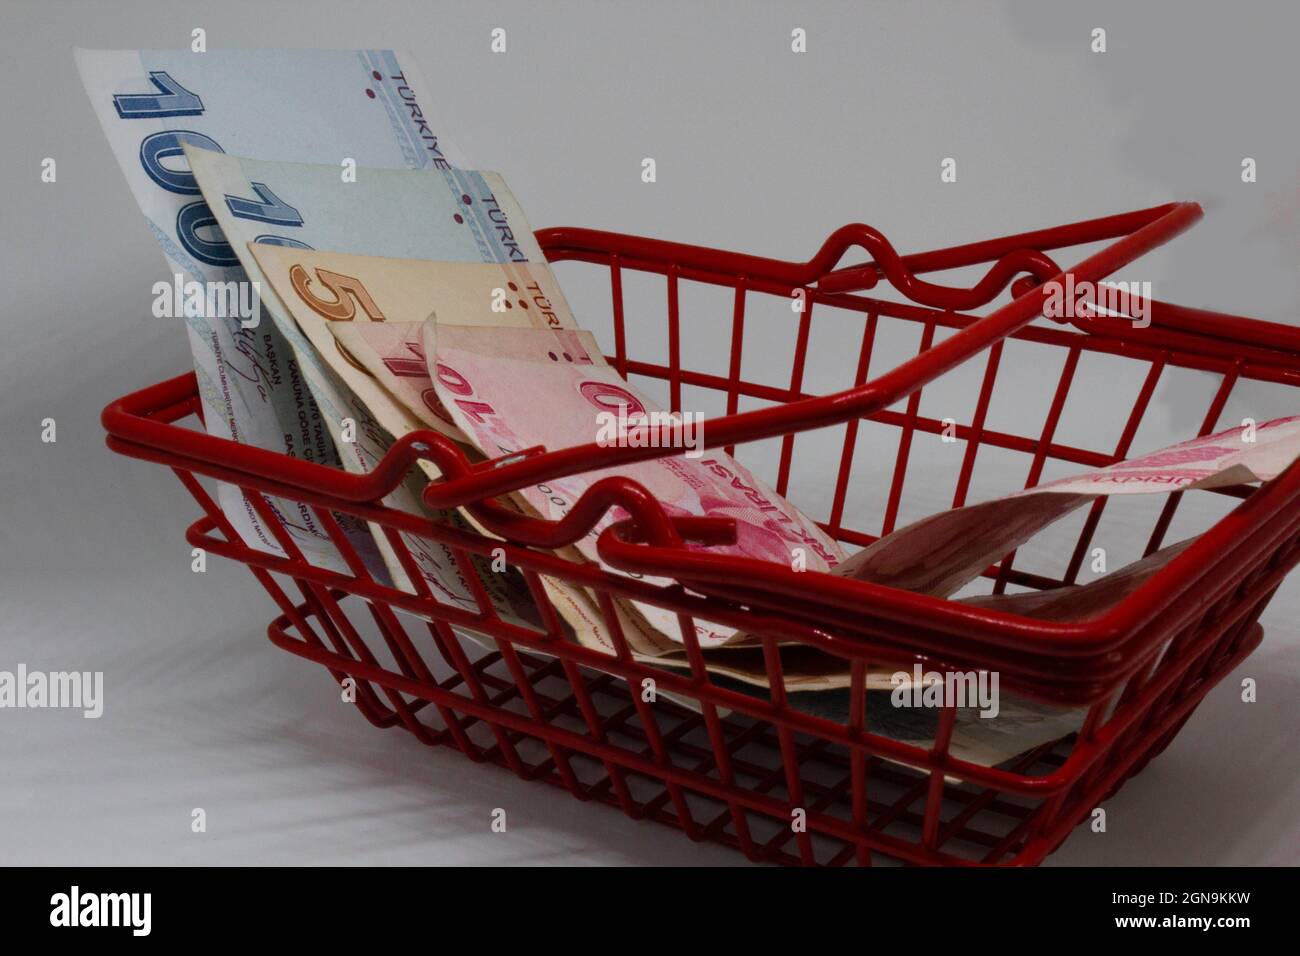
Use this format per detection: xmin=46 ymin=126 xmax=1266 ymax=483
xmin=429 ymin=323 xmax=848 ymax=645
xmin=837 ymin=416 xmax=1300 ymax=597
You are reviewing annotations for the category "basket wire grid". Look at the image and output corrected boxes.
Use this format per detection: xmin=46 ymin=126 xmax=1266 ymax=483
xmin=103 ymin=201 xmax=1300 ymax=865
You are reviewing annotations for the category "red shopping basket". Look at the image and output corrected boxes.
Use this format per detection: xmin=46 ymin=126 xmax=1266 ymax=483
xmin=103 ymin=201 xmax=1300 ymax=865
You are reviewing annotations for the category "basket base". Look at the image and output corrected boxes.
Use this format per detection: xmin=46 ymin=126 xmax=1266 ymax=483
xmin=264 ymin=589 xmax=1264 ymax=867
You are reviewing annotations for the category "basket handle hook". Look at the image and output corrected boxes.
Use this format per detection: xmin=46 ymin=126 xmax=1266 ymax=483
xmin=810 ymin=223 xmax=1062 ymax=311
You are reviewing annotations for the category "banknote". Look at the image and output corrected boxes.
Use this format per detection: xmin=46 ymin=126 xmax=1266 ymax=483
xmin=787 ymin=684 xmax=1086 ymax=770
xmin=182 ymin=145 xmax=546 ymax=472
xmin=959 ymin=538 xmax=1192 ymax=620
xmin=326 ymin=308 xmax=1235 ymax=715
xmin=661 ymin=420 xmax=1300 ymax=764
xmin=241 ymin=246 xmax=658 ymax=653
xmin=642 ymin=641 xmax=1085 ymax=768
xmin=183 ymin=147 xmax=551 ymax=611
xmin=248 ymin=247 xmax=580 ymax=442
xmin=77 ymin=48 xmax=467 ymax=574
xmin=329 ymin=320 xmax=870 ymax=699
xmin=684 ymin=545 xmax=1198 ymax=767
xmin=326 ymin=315 xmax=826 ymax=658
xmin=836 ymin=415 xmax=1300 ymax=597
xmin=325 ymin=317 xmax=679 ymax=658
xmin=330 ymin=317 xmax=1183 ymax=768
xmin=652 ymin=536 xmax=1191 ymax=694
xmin=329 ymin=317 xmax=461 ymax=440
xmin=427 ymin=322 xmax=850 ymax=648
xmin=645 ymin=640 xmax=1086 ymax=769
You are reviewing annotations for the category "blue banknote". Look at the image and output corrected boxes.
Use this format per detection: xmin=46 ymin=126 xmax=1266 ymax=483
xmin=78 ymin=48 xmax=469 ymax=573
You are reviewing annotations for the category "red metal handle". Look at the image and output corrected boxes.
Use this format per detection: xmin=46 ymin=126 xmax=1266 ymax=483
xmin=104 ymin=203 xmax=1204 ymax=526
xmin=421 ymin=202 xmax=1204 ymax=511
xmin=536 ymin=202 xmax=1185 ymax=290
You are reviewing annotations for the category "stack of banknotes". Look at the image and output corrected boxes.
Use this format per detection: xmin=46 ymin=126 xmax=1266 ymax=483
xmin=81 ymin=49 xmax=1300 ymax=769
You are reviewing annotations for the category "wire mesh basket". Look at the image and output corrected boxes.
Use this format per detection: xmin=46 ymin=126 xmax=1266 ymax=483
xmin=103 ymin=201 xmax=1300 ymax=865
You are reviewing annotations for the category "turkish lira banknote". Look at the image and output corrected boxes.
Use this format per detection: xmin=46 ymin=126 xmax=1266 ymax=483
xmin=426 ymin=322 xmax=850 ymax=648
xmin=836 ymin=415 xmax=1300 ymax=596
xmin=247 ymin=246 xmax=580 ymax=444
xmin=182 ymin=148 xmax=552 ymax=612
xmin=322 ymin=317 xmax=677 ymax=658
xmin=77 ymin=48 xmax=466 ymax=574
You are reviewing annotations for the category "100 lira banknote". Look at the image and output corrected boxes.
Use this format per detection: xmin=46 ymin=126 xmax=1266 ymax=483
xmin=77 ymin=48 xmax=467 ymax=574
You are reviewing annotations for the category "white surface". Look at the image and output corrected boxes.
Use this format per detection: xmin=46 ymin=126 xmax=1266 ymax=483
xmin=1 ymin=0 xmax=1297 ymax=865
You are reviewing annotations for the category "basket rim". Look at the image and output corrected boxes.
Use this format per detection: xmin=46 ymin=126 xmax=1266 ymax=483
xmin=101 ymin=203 xmax=1300 ymax=697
